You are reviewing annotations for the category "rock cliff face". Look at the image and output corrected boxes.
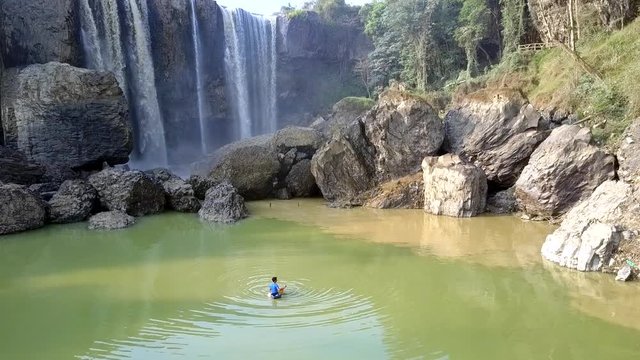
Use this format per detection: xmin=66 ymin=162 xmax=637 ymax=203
xmin=277 ymin=11 xmax=372 ymax=125
xmin=0 ymin=0 xmax=81 ymax=67
xmin=1 ymin=62 xmax=132 ymax=170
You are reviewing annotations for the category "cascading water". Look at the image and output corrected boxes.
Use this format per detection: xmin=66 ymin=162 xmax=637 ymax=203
xmin=189 ymin=0 xmax=207 ymax=155
xmin=221 ymin=8 xmax=278 ymax=139
xmin=80 ymin=0 xmax=167 ymax=168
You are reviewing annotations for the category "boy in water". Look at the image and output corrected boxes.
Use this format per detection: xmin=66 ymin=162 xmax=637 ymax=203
xmin=269 ymin=276 xmax=286 ymax=299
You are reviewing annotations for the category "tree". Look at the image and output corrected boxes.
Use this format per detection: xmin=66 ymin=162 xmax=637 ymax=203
xmin=454 ymin=0 xmax=491 ymax=76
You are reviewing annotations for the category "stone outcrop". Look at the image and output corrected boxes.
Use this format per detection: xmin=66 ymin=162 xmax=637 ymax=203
xmin=541 ymin=181 xmax=640 ymax=273
xmin=445 ymin=90 xmax=550 ymax=187
xmin=515 ymin=125 xmax=616 ymax=218
xmin=422 ymin=154 xmax=487 ymax=218
xmin=0 ymin=183 xmax=47 ymax=235
xmin=89 ymin=211 xmax=136 ymax=231
xmin=198 ymin=182 xmax=248 ymax=223
xmin=311 ymin=120 xmax=376 ymax=205
xmin=88 ymin=168 xmax=165 ymax=217
xmin=617 ymin=118 xmax=640 ymax=183
xmin=364 ymin=90 xmax=444 ymax=179
xmin=0 ymin=146 xmax=46 ymax=185
xmin=285 ymin=160 xmax=318 ymax=197
xmin=48 ymin=180 xmax=98 ymax=224
xmin=187 ymin=175 xmax=218 ymax=200
xmin=312 ymin=97 xmax=376 ymax=139
xmin=363 ymin=172 xmax=424 ymax=209
xmin=146 ymin=169 xmax=200 ymax=213
xmin=1 ymin=62 xmax=132 ymax=170
xmin=486 ymin=188 xmax=517 ymax=214
xmin=0 ymin=0 xmax=81 ymax=67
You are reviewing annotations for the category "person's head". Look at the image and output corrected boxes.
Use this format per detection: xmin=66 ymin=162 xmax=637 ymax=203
xmin=272 ymin=276 xmax=277 ymax=283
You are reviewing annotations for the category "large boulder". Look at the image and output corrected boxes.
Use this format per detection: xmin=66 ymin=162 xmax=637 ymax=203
xmin=272 ymin=126 xmax=323 ymax=153
xmin=0 ymin=0 xmax=81 ymax=67
xmin=88 ymin=211 xmax=136 ymax=231
xmin=541 ymin=180 xmax=640 ymax=273
xmin=146 ymin=169 xmax=200 ymax=213
xmin=48 ymin=180 xmax=98 ymax=224
xmin=0 ymin=183 xmax=47 ymax=235
xmin=312 ymin=97 xmax=376 ymax=138
xmin=1 ymin=62 xmax=132 ymax=170
xmin=88 ymin=168 xmax=165 ymax=217
xmin=617 ymin=118 xmax=640 ymax=183
xmin=422 ymin=154 xmax=487 ymax=218
xmin=311 ymin=120 xmax=377 ymax=205
xmin=364 ymin=89 xmax=444 ymax=179
xmin=0 ymin=146 xmax=46 ymax=185
xmin=363 ymin=172 xmax=424 ymax=209
xmin=515 ymin=125 xmax=616 ymax=217
xmin=444 ymin=90 xmax=550 ymax=187
xmin=187 ymin=175 xmax=218 ymax=200
xmin=285 ymin=160 xmax=318 ymax=198
xmin=198 ymin=182 xmax=248 ymax=223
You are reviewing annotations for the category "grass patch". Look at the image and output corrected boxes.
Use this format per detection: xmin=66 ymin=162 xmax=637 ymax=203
xmin=334 ymin=97 xmax=376 ymax=112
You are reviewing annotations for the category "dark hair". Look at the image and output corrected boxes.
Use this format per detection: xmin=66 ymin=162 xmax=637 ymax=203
xmin=272 ymin=276 xmax=277 ymax=282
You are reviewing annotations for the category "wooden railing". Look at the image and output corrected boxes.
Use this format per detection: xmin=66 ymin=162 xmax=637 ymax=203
xmin=517 ymin=43 xmax=556 ymax=52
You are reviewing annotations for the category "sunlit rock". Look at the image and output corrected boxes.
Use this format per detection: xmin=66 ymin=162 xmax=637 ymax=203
xmin=515 ymin=125 xmax=615 ymax=218
xmin=617 ymin=117 xmax=640 ymax=183
xmin=363 ymin=172 xmax=424 ymax=209
xmin=198 ymin=182 xmax=248 ymax=224
xmin=88 ymin=168 xmax=165 ymax=217
xmin=422 ymin=154 xmax=487 ymax=218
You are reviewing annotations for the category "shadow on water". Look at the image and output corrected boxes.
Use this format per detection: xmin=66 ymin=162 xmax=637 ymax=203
xmin=0 ymin=201 xmax=639 ymax=359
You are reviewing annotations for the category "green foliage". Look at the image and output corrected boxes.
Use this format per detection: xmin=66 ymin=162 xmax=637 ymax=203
xmin=286 ymin=9 xmax=309 ymax=20
xmin=337 ymin=96 xmax=376 ymax=111
xmin=454 ymin=0 xmax=491 ymax=76
xmin=499 ymin=0 xmax=526 ymax=55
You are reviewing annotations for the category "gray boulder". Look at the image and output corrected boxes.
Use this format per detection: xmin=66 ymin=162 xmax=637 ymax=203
xmin=312 ymin=97 xmax=375 ymax=138
xmin=146 ymin=169 xmax=200 ymax=213
xmin=0 ymin=146 xmax=46 ymax=185
xmin=515 ymin=125 xmax=616 ymax=218
xmin=541 ymin=180 xmax=640 ymax=272
xmin=272 ymin=126 xmax=323 ymax=154
xmin=0 ymin=0 xmax=81 ymax=67
xmin=1 ymin=62 xmax=132 ymax=169
xmin=363 ymin=172 xmax=424 ymax=209
xmin=445 ymin=90 xmax=550 ymax=187
xmin=364 ymin=89 xmax=444 ymax=180
xmin=0 ymin=183 xmax=47 ymax=235
xmin=88 ymin=211 xmax=136 ymax=231
xmin=198 ymin=182 xmax=248 ymax=223
xmin=88 ymin=168 xmax=165 ymax=216
xmin=48 ymin=180 xmax=98 ymax=224
xmin=616 ymin=265 xmax=633 ymax=281
xmin=197 ymin=135 xmax=280 ymax=200
xmin=486 ymin=187 xmax=517 ymax=214
xmin=617 ymin=118 xmax=640 ymax=183
xmin=187 ymin=175 xmax=218 ymax=200
xmin=422 ymin=154 xmax=487 ymax=218
xmin=285 ymin=160 xmax=318 ymax=198
xmin=311 ymin=120 xmax=377 ymax=205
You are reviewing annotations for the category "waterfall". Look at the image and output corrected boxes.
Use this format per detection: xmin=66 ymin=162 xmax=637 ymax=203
xmin=79 ymin=0 xmax=167 ymax=168
xmin=221 ymin=8 xmax=278 ymax=139
xmin=189 ymin=0 xmax=207 ymax=155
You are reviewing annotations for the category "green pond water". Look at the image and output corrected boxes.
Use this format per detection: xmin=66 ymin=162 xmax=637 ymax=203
xmin=1 ymin=199 xmax=639 ymax=359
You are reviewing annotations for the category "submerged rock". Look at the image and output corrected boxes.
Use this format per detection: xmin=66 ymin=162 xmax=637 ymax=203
xmin=363 ymin=172 xmax=424 ymax=209
xmin=422 ymin=154 xmax=487 ymax=218
xmin=88 ymin=211 xmax=136 ymax=231
xmin=88 ymin=168 xmax=165 ymax=217
xmin=0 ymin=183 xmax=47 ymax=235
xmin=445 ymin=90 xmax=550 ymax=187
xmin=0 ymin=62 xmax=132 ymax=170
xmin=515 ymin=125 xmax=615 ymax=218
xmin=48 ymin=180 xmax=98 ymax=224
xmin=198 ymin=182 xmax=248 ymax=224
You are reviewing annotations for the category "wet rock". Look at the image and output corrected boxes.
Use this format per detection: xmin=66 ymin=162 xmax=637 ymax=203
xmin=146 ymin=169 xmax=200 ymax=213
xmin=198 ymin=182 xmax=248 ymax=224
xmin=88 ymin=168 xmax=165 ymax=217
xmin=541 ymin=181 xmax=640 ymax=273
xmin=363 ymin=172 xmax=424 ymax=209
xmin=285 ymin=160 xmax=318 ymax=198
xmin=445 ymin=90 xmax=550 ymax=187
xmin=615 ymin=265 xmax=633 ymax=281
xmin=187 ymin=175 xmax=218 ymax=200
xmin=422 ymin=154 xmax=487 ymax=218
xmin=515 ymin=125 xmax=616 ymax=218
xmin=364 ymin=89 xmax=444 ymax=180
xmin=48 ymin=180 xmax=98 ymax=224
xmin=0 ymin=183 xmax=47 ymax=235
xmin=0 ymin=146 xmax=46 ymax=185
xmin=617 ymin=118 xmax=640 ymax=183
xmin=311 ymin=120 xmax=376 ymax=205
xmin=88 ymin=211 xmax=136 ymax=231
xmin=1 ymin=62 xmax=132 ymax=170
xmin=486 ymin=187 xmax=517 ymax=214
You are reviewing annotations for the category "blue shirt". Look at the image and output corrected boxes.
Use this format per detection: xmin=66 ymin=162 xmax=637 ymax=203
xmin=269 ymin=283 xmax=279 ymax=295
